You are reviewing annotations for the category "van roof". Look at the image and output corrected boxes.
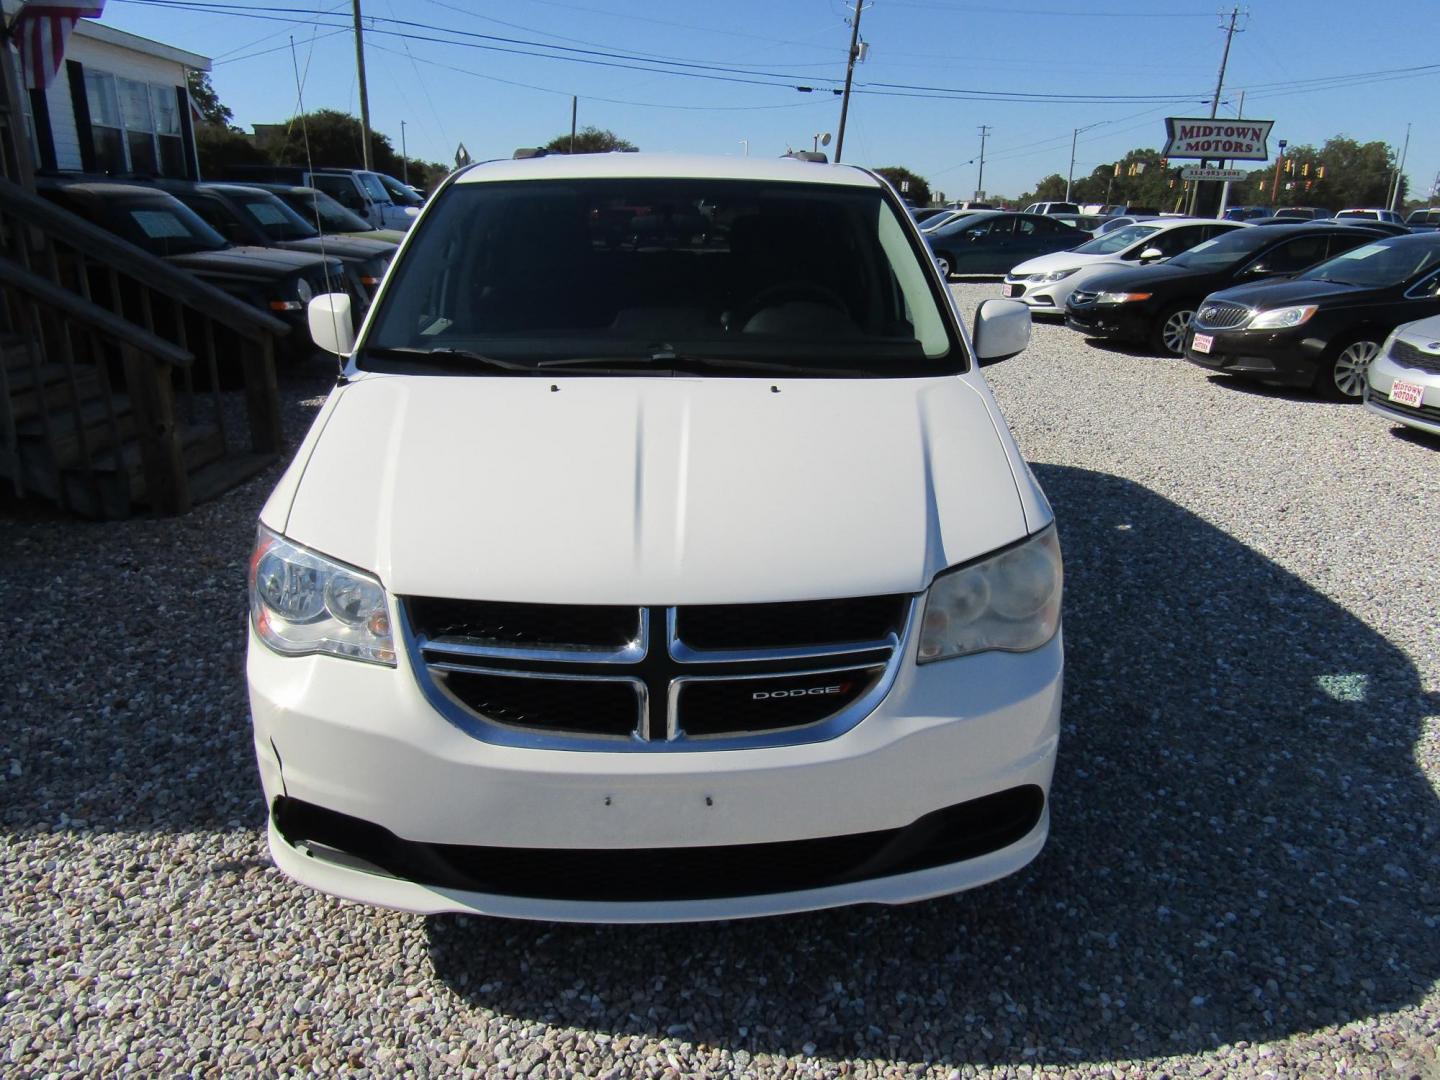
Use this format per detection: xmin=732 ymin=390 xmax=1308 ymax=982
xmin=451 ymin=153 xmax=882 ymax=189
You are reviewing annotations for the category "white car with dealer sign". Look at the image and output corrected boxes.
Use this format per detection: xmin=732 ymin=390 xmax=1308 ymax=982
xmin=1365 ymin=313 xmax=1440 ymax=436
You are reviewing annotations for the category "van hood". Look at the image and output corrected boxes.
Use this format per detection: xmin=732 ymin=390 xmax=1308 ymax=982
xmin=279 ymin=374 xmax=1030 ymax=605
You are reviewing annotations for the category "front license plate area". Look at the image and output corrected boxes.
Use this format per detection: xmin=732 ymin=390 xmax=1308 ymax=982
xmin=1002 ymin=283 xmax=1016 ymax=297
xmin=1192 ymin=333 xmax=1214 ymax=354
xmin=1390 ymin=378 xmax=1425 ymax=407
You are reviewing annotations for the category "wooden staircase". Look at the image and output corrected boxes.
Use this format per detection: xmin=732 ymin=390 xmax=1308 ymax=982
xmin=0 ymin=177 xmax=291 ymax=518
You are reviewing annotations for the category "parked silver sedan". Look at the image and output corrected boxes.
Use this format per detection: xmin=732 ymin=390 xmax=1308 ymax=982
xmin=1365 ymin=313 xmax=1440 ymax=437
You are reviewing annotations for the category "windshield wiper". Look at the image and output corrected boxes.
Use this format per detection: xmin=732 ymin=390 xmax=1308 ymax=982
xmin=535 ymin=351 xmax=868 ymax=377
xmin=363 ymin=345 xmax=537 ymax=372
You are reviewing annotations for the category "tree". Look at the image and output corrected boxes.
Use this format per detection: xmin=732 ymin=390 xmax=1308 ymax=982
xmin=186 ymin=70 xmax=233 ymax=129
xmin=266 ymin=109 xmax=440 ymax=186
xmin=873 ymin=166 xmax=931 ymax=206
xmin=541 ymin=126 xmax=637 ymax=154
xmin=1242 ymin=136 xmax=1399 ymax=210
xmin=195 ymin=124 xmax=268 ymax=178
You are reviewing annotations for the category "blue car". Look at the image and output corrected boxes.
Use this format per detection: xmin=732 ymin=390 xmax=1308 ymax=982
xmin=926 ymin=211 xmax=1087 ymax=277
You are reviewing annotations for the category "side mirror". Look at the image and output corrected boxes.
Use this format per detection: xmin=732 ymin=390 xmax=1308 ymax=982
xmin=1138 ymin=247 xmax=1164 ymax=262
xmin=973 ymin=297 xmax=1031 ymax=366
xmin=308 ymin=293 xmax=355 ymax=355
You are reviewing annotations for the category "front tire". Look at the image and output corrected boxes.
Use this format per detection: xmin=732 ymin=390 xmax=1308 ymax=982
xmin=1152 ymin=302 xmax=1196 ymax=356
xmin=1317 ymin=335 xmax=1381 ymax=401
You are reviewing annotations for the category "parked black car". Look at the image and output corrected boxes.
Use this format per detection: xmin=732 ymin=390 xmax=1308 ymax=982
xmin=925 ymin=211 xmax=1086 ymax=277
xmin=1183 ymin=232 xmax=1440 ymax=399
xmin=141 ymin=181 xmax=395 ymax=306
xmin=1311 ymin=217 xmax=1411 ymax=237
xmin=1065 ymin=223 xmax=1385 ymax=355
xmin=37 ymin=178 xmax=343 ymax=357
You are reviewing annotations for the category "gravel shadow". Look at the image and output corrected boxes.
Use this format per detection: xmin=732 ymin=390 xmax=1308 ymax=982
xmin=426 ymin=464 xmax=1440 ymax=1067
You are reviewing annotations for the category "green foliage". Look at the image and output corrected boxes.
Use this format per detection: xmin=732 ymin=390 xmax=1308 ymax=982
xmin=873 ymin=166 xmax=931 ymax=206
xmin=194 ymin=123 xmax=268 ymax=177
xmin=541 ymin=126 xmax=637 ymax=154
xmin=1238 ymin=136 xmax=1400 ymax=210
xmin=263 ymin=110 xmax=445 ymax=189
xmin=186 ymin=70 xmax=233 ymax=129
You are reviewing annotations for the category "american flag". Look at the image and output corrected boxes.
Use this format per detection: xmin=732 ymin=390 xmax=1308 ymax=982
xmin=10 ymin=1 xmax=106 ymax=91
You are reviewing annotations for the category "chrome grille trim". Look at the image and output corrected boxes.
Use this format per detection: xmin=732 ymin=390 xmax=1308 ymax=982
xmin=401 ymin=597 xmax=918 ymax=753
xmin=419 ymin=607 xmax=649 ymax=665
xmin=1192 ymin=301 xmax=1252 ymax=330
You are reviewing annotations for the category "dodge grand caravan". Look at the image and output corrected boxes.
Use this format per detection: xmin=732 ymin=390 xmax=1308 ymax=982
xmin=247 ymin=154 xmax=1063 ymax=922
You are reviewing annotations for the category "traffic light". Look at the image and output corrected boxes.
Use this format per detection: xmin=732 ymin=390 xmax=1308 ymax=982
xmin=1316 ymin=165 xmax=1326 ymax=180
xmin=1114 ymin=163 xmax=1121 ymax=177
xmin=1159 ymin=157 xmax=1167 ymax=168
xmin=1301 ymin=162 xmax=1310 ymax=177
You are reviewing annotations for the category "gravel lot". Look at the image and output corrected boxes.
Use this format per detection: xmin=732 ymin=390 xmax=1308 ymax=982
xmin=3 ymin=282 xmax=1438 ymax=1078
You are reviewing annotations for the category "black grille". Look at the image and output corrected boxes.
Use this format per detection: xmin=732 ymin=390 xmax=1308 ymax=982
xmin=676 ymin=595 xmax=906 ymax=649
xmin=1389 ymin=338 xmax=1440 ymax=373
xmin=1193 ymin=301 xmax=1251 ymax=330
xmin=679 ymin=666 xmax=885 ymax=737
xmin=407 ymin=597 xmax=639 ymax=649
xmin=1370 ymin=394 xmax=1440 ymax=423
xmin=273 ymin=786 xmax=1045 ymax=902
xmin=436 ymin=670 xmax=640 ymax=738
xmin=1070 ymin=289 xmax=1098 ymax=307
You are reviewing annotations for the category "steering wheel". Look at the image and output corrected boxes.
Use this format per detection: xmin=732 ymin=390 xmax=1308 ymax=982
xmin=737 ymin=280 xmax=849 ymax=328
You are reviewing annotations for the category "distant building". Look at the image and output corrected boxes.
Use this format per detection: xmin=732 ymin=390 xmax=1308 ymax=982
xmin=4 ymin=4 xmax=208 ymax=179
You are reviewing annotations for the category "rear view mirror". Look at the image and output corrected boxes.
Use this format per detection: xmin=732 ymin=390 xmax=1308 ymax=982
xmin=973 ymin=298 xmax=1031 ymax=366
xmin=308 ymin=293 xmax=355 ymax=355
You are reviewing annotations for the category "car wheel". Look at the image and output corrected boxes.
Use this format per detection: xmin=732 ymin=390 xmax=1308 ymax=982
xmin=1317 ymin=335 xmax=1381 ymax=401
xmin=934 ymin=252 xmax=952 ymax=279
xmin=1152 ymin=303 xmax=1196 ymax=355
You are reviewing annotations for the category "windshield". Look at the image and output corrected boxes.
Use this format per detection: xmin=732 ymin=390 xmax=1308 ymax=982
xmin=379 ymin=174 xmax=423 ymax=206
xmin=358 ymin=172 xmax=390 ymax=203
xmin=1168 ymin=228 xmax=1277 ymax=270
xmin=362 ymin=177 xmax=960 ymax=376
xmin=1407 ymin=210 xmax=1440 ymax=224
xmin=1072 ymin=223 xmax=1161 ymax=255
xmin=1299 ymin=238 xmax=1440 ymax=288
xmin=279 ymin=188 xmax=372 ymax=232
xmin=920 ymin=210 xmax=962 ymax=232
xmin=107 ymin=198 xmax=228 ymax=256
xmin=232 ymin=192 xmax=319 ymax=241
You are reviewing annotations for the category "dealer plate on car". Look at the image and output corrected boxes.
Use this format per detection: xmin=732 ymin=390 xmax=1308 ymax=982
xmin=1002 ymin=283 xmax=1017 ymax=297
xmin=1192 ymin=333 xmax=1214 ymax=354
xmin=1390 ymin=378 xmax=1425 ymax=407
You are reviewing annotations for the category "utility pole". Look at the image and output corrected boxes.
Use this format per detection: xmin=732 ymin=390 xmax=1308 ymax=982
xmin=351 ymin=0 xmax=374 ymax=171
xmin=975 ymin=125 xmax=991 ymax=200
xmin=834 ymin=0 xmax=864 ymax=163
xmin=399 ymin=120 xmax=408 ymax=184
xmin=1389 ymin=122 xmax=1412 ymax=211
xmin=570 ymin=95 xmax=577 ymax=154
xmin=1191 ymin=5 xmax=1243 ymax=215
xmin=1066 ymin=128 xmax=1079 ymax=203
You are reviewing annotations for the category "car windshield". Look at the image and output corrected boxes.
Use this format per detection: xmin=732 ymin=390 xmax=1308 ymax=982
xmin=1299 ymin=238 xmax=1440 ymax=288
xmin=920 ymin=211 xmax=962 ymax=232
xmin=379 ymin=174 xmax=423 ymax=206
xmin=1168 ymin=228 xmax=1278 ymax=270
xmin=279 ymin=188 xmax=372 ymax=232
xmin=358 ymin=172 xmax=390 ymax=202
xmin=1072 ymin=224 xmax=1161 ymax=255
xmin=107 ymin=198 xmax=228 ymax=256
xmin=1407 ymin=210 xmax=1440 ymax=224
xmin=231 ymin=192 xmax=319 ymax=241
xmin=362 ymin=177 xmax=960 ymax=375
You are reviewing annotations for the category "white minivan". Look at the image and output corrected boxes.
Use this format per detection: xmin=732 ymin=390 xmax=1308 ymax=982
xmin=247 ymin=153 xmax=1063 ymax=922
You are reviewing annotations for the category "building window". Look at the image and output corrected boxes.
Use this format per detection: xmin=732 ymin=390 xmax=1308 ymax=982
xmin=83 ymin=70 xmax=186 ymax=177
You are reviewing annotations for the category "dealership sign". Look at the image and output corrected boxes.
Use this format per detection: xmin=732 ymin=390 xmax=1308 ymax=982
xmin=1163 ymin=118 xmax=1274 ymax=161
xmin=1180 ymin=167 xmax=1247 ymax=182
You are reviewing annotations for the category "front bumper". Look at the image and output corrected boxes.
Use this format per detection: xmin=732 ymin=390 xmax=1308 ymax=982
xmin=1365 ymin=352 xmax=1440 ymax=435
xmin=1002 ymin=276 xmax=1069 ymax=315
xmin=1182 ymin=325 xmax=1324 ymax=387
xmin=1063 ymin=302 xmax=1149 ymax=341
xmin=249 ymin=625 xmax=1062 ymax=921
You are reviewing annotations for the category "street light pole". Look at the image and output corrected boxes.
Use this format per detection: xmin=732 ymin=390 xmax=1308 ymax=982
xmin=1270 ymin=139 xmax=1287 ymax=202
xmin=1389 ymin=122 xmax=1412 ymax=211
xmin=834 ymin=0 xmax=864 ymax=163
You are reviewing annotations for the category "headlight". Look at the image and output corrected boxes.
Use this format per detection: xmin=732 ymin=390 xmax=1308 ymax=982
xmin=1095 ymin=291 xmax=1152 ymax=304
xmin=295 ymin=277 xmax=314 ymax=303
xmin=1031 ymin=268 xmax=1079 ymax=284
xmin=917 ymin=527 xmax=1062 ymax=664
xmin=1246 ymin=304 xmax=1317 ymax=330
xmin=249 ymin=528 xmax=395 ymax=665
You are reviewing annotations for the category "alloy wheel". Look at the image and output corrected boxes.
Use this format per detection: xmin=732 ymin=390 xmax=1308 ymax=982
xmin=1161 ymin=308 xmax=1195 ymax=355
xmin=1331 ymin=340 xmax=1380 ymax=398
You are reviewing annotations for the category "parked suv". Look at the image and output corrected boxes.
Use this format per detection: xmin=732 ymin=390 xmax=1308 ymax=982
xmin=1023 ymin=201 xmax=1079 ymax=215
xmin=248 ymin=153 xmax=1064 ymax=921
xmin=222 ymin=166 xmax=419 ymax=231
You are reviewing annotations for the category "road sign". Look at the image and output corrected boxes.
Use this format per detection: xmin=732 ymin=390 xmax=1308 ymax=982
xmin=454 ymin=142 xmax=472 ymax=169
xmin=1163 ymin=118 xmax=1274 ymax=161
xmin=1181 ymin=167 xmax=1247 ymax=182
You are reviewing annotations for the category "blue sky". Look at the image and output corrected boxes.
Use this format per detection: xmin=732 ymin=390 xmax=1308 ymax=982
xmin=98 ymin=0 xmax=1436 ymax=203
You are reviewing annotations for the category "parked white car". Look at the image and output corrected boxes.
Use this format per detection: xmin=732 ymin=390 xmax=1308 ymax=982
xmin=1004 ymin=217 xmax=1246 ymax=315
xmin=1365 ymin=313 xmax=1440 ymax=436
xmin=247 ymin=152 xmax=1064 ymax=922
xmin=1336 ymin=208 xmax=1405 ymax=225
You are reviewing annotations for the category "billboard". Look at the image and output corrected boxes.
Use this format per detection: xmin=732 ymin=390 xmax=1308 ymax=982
xmin=1162 ymin=118 xmax=1274 ymax=161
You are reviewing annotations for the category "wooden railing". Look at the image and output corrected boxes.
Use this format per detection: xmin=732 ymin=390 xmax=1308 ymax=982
xmin=0 ymin=175 xmax=291 ymax=516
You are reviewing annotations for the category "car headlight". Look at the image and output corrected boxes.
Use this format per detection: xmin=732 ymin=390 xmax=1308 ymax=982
xmin=917 ymin=526 xmax=1062 ymax=664
xmin=1095 ymin=291 xmax=1152 ymax=304
xmin=1031 ymin=268 xmax=1080 ymax=284
xmin=249 ymin=527 xmax=395 ymax=665
xmin=295 ymin=277 xmax=314 ymax=303
xmin=1246 ymin=304 xmax=1317 ymax=330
